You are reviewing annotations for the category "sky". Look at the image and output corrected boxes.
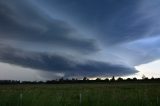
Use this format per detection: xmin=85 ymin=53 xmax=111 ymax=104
xmin=0 ymin=0 xmax=160 ymax=81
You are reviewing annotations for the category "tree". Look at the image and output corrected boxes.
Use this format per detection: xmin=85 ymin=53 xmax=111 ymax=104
xmin=83 ymin=77 xmax=88 ymax=81
xmin=95 ymin=78 xmax=101 ymax=81
xmin=104 ymin=78 xmax=109 ymax=82
xmin=142 ymin=74 xmax=148 ymax=81
xmin=126 ymin=78 xmax=131 ymax=81
xmin=59 ymin=77 xmax=64 ymax=82
xmin=117 ymin=77 xmax=123 ymax=82
xmin=133 ymin=77 xmax=137 ymax=81
xmin=110 ymin=76 xmax=115 ymax=82
xmin=151 ymin=77 xmax=155 ymax=80
xmin=142 ymin=74 xmax=147 ymax=80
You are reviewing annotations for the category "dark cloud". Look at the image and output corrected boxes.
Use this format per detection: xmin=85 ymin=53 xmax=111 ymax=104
xmin=1 ymin=0 xmax=160 ymax=79
xmin=0 ymin=0 xmax=99 ymax=54
xmin=48 ymin=0 xmax=160 ymax=66
xmin=42 ymin=0 xmax=160 ymax=45
xmin=0 ymin=44 xmax=137 ymax=78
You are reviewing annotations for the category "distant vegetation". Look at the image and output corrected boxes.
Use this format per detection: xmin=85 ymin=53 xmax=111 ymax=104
xmin=1 ymin=76 xmax=160 ymax=84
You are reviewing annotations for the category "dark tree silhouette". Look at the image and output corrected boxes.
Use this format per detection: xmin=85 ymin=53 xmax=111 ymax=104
xmin=117 ymin=77 xmax=123 ymax=82
xmin=110 ymin=76 xmax=115 ymax=82
xmin=133 ymin=77 xmax=137 ymax=81
xmin=104 ymin=78 xmax=109 ymax=82
xmin=126 ymin=78 xmax=132 ymax=81
xmin=83 ymin=77 xmax=88 ymax=81
xmin=96 ymin=78 xmax=101 ymax=81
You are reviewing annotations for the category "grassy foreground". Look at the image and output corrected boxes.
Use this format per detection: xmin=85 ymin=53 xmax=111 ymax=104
xmin=0 ymin=83 xmax=160 ymax=106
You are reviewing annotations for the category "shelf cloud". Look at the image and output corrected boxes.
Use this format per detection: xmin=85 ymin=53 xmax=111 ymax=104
xmin=0 ymin=0 xmax=159 ymax=80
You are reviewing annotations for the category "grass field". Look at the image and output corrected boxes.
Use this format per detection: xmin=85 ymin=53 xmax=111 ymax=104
xmin=0 ymin=83 xmax=160 ymax=106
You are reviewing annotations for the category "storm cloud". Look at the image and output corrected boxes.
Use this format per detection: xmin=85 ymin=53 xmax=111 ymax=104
xmin=0 ymin=0 xmax=99 ymax=54
xmin=40 ymin=0 xmax=160 ymax=45
xmin=0 ymin=44 xmax=137 ymax=78
xmin=0 ymin=0 xmax=160 ymax=80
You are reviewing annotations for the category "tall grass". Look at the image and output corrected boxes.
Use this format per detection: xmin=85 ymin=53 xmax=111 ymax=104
xmin=0 ymin=83 xmax=160 ymax=106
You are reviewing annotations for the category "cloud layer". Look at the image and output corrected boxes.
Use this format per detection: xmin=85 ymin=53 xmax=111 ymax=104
xmin=0 ymin=44 xmax=137 ymax=78
xmin=0 ymin=0 xmax=99 ymax=54
xmin=0 ymin=0 xmax=160 ymax=80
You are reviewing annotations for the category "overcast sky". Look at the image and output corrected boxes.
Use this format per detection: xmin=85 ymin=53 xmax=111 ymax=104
xmin=0 ymin=0 xmax=160 ymax=80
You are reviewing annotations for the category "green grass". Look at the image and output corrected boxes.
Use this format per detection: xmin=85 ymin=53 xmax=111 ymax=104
xmin=0 ymin=83 xmax=160 ymax=106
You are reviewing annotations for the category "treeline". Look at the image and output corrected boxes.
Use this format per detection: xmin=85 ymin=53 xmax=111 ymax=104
xmin=1 ymin=76 xmax=160 ymax=84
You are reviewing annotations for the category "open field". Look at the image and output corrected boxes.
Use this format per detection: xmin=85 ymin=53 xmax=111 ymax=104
xmin=0 ymin=83 xmax=160 ymax=106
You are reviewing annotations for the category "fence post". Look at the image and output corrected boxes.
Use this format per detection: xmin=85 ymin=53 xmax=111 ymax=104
xmin=157 ymin=96 xmax=159 ymax=105
xmin=79 ymin=93 xmax=82 ymax=106
xmin=20 ymin=93 xmax=23 ymax=106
